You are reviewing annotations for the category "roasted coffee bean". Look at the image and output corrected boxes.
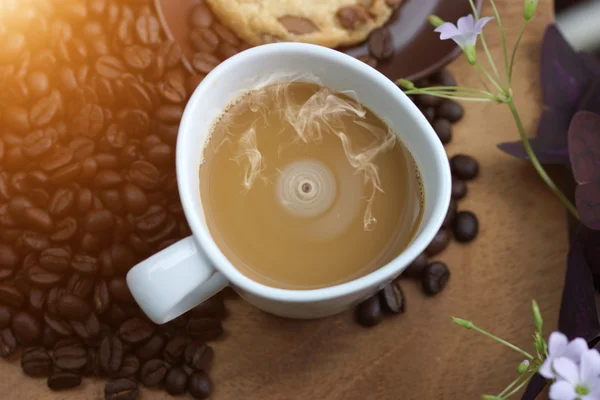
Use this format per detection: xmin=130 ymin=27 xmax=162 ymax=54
xmin=189 ymin=28 xmax=220 ymax=54
xmin=379 ymin=282 xmax=405 ymax=314
xmin=67 ymin=274 xmax=94 ymax=299
xmin=42 ymin=324 xmax=60 ymax=349
xmin=12 ymin=311 xmax=42 ymax=345
xmin=50 ymin=162 xmax=82 ymax=184
xmin=425 ymin=228 xmax=451 ymax=256
xmin=189 ymin=3 xmax=214 ymax=27
xmin=27 ymin=266 xmax=62 ymax=288
xmin=188 ymin=371 xmax=212 ymax=399
xmin=48 ymin=188 xmax=75 ymax=218
xmin=100 ymin=335 xmax=124 ymax=374
xmin=23 ymin=207 xmax=54 ymax=232
xmin=163 ymin=336 xmax=186 ymax=365
xmin=404 ymin=253 xmax=428 ymax=279
xmin=421 ymin=106 xmax=436 ymax=123
xmin=0 ymin=305 xmax=14 ymax=329
xmin=355 ymin=295 xmax=382 ymax=327
xmin=53 ymin=343 xmax=87 ymax=370
xmin=432 ymin=69 xmax=457 ymax=87
xmin=453 ymin=211 xmax=479 ymax=243
xmin=442 ymin=199 xmax=458 ymax=228
xmin=46 ymin=287 xmax=65 ymax=316
xmin=0 ymin=245 xmax=18 ymax=277
xmin=128 ymin=160 xmax=160 ymax=189
xmin=94 ymin=280 xmax=110 ymax=314
xmin=47 ymin=371 xmax=82 ymax=391
xmin=70 ymin=312 xmax=100 ymax=339
xmin=54 ymin=337 xmax=84 ymax=350
xmin=4 ymin=106 xmax=31 ymax=132
xmin=8 ymin=195 xmax=34 ymax=218
xmin=117 ymin=354 xmax=140 ymax=378
xmin=105 ymin=378 xmax=139 ymax=400
xmin=189 ymin=296 xmax=226 ymax=318
xmin=30 ymin=90 xmax=61 ymax=128
xmin=123 ymin=45 xmax=153 ymax=70
xmin=28 ymin=287 xmax=47 ymax=313
xmin=437 ymin=100 xmax=464 ymax=122
xmin=369 ymin=27 xmax=393 ymax=60
xmin=157 ymin=79 xmax=186 ymax=104
xmin=136 ymin=14 xmax=160 ymax=45
xmin=0 ymin=284 xmax=25 ymax=308
xmin=108 ymin=277 xmax=134 ymax=304
xmin=21 ymin=346 xmax=52 ymax=378
xmin=119 ymin=317 xmax=155 ymax=344
xmin=451 ymin=179 xmax=468 ymax=200
xmin=186 ymin=317 xmax=223 ymax=341
xmin=433 ymin=118 xmax=452 ymax=144
xmin=83 ymin=209 xmax=114 ymax=233
xmin=356 ymin=55 xmax=378 ymax=68
xmin=417 ymin=94 xmax=443 ymax=107
xmin=57 ymin=294 xmax=91 ymax=321
xmin=0 ymin=328 xmax=17 ymax=357
xmin=184 ymin=342 xmax=213 ymax=371
xmin=27 ymin=71 xmax=51 ymax=99
xmin=83 ymin=348 xmax=101 ymax=377
xmin=121 ymin=183 xmax=148 ymax=215
xmin=136 ymin=334 xmax=165 ymax=361
xmin=96 ymin=56 xmax=126 ymax=80
xmin=192 ymin=52 xmax=220 ymax=74
xmin=95 ymin=170 xmax=123 ymax=188
xmin=450 ymin=154 xmax=479 ymax=180
xmin=51 ymin=217 xmax=78 ymax=242
xmin=422 ymin=262 xmax=450 ymax=295
xmin=165 ymin=367 xmax=188 ymax=395
xmin=135 ymin=204 xmax=166 ymax=232
xmin=99 ymin=249 xmax=116 ymax=278
xmin=44 ymin=314 xmax=73 ymax=336
xmin=26 ymin=171 xmax=50 ymax=188
xmin=140 ymin=359 xmax=167 ymax=387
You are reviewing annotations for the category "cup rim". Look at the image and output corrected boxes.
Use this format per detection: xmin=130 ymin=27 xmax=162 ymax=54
xmin=177 ymin=42 xmax=451 ymax=303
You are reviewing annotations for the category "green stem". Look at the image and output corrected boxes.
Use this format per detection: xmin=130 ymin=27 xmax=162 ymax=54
xmin=506 ymin=100 xmax=580 ymax=219
xmin=488 ymin=0 xmax=509 ymax=87
xmin=477 ymin=63 xmax=505 ymax=94
xmin=405 ymin=89 xmax=497 ymax=100
xmin=475 ymin=66 xmax=492 ymax=92
xmin=508 ymin=22 xmax=528 ymax=85
xmin=405 ymin=92 xmax=493 ymax=102
xmin=417 ymin=86 xmax=494 ymax=95
xmin=498 ymin=373 xmax=530 ymax=398
xmin=472 ymin=325 xmax=534 ymax=360
xmin=468 ymin=0 xmax=503 ymax=83
xmin=501 ymin=372 xmax=536 ymax=399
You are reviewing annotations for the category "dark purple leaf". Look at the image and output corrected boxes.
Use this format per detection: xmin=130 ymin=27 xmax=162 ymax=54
xmin=578 ymin=78 xmax=600 ymax=115
xmin=580 ymin=52 xmax=600 ymax=77
xmin=521 ymin=374 xmax=546 ymax=400
xmin=568 ymin=111 xmax=600 ymax=182
xmin=540 ymin=25 xmax=597 ymax=112
xmin=576 ymin=182 xmax=600 ymax=230
xmin=578 ymin=226 xmax=600 ymax=285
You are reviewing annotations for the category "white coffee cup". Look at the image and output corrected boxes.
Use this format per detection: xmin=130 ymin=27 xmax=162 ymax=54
xmin=126 ymin=43 xmax=451 ymax=324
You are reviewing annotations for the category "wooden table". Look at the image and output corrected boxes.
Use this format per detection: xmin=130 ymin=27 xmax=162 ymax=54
xmin=0 ymin=0 xmax=564 ymax=399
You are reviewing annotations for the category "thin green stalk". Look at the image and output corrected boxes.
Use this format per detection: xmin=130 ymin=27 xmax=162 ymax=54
xmin=468 ymin=0 xmax=502 ymax=83
xmin=509 ymin=22 xmax=528 ymax=84
xmin=507 ymin=100 xmax=580 ymax=219
xmin=477 ymin=63 xmax=505 ymax=94
xmin=501 ymin=372 xmax=536 ymax=399
xmin=406 ymin=89 xmax=497 ymax=99
xmin=475 ymin=66 xmax=492 ymax=92
xmin=472 ymin=325 xmax=534 ymax=360
xmin=404 ymin=92 xmax=493 ymax=102
xmin=488 ymin=0 xmax=509 ymax=85
xmin=417 ymin=86 xmax=494 ymax=95
xmin=498 ymin=373 xmax=530 ymax=398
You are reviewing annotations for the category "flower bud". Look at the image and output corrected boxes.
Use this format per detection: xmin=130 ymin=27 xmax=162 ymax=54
xmin=464 ymin=46 xmax=477 ymax=65
xmin=398 ymin=79 xmax=415 ymax=90
xmin=428 ymin=14 xmax=445 ymax=28
xmin=517 ymin=360 xmax=530 ymax=374
xmin=452 ymin=317 xmax=474 ymax=329
xmin=532 ymin=300 xmax=543 ymax=332
xmin=524 ymin=0 xmax=539 ymax=21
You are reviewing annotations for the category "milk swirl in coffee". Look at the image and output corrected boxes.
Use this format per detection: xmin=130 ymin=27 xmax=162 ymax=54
xmin=200 ymin=78 xmax=423 ymax=289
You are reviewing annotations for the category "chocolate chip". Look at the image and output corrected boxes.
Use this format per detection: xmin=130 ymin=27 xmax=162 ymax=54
xmin=422 ymin=262 xmax=450 ymax=295
xmin=337 ymin=6 xmax=369 ymax=30
xmin=453 ymin=211 xmax=479 ymax=243
xmin=369 ymin=28 xmax=393 ymax=61
xmin=355 ymin=295 xmax=382 ymax=327
xmin=278 ymin=16 xmax=318 ymax=35
xmin=450 ymin=154 xmax=479 ymax=180
xmin=379 ymin=282 xmax=405 ymax=314
xmin=425 ymin=228 xmax=451 ymax=256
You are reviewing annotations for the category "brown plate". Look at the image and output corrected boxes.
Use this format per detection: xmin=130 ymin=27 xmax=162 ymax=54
xmin=155 ymin=0 xmax=482 ymax=82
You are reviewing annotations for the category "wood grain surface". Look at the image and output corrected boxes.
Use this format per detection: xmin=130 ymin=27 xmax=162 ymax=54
xmin=0 ymin=1 xmax=563 ymax=399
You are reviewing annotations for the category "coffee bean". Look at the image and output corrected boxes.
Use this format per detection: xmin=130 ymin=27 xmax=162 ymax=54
xmin=453 ymin=211 xmax=479 ymax=243
xmin=157 ymin=79 xmax=186 ymax=104
xmin=29 ymin=287 xmax=47 ymax=313
xmin=123 ymin=45 xmax=152 ymax=71
xmin=403 ymin=253 xmax=428 ymax=279
xmin=47 ymin=371 xmax=82 ymax=391
xmin=189 ymin=371 xmax=212 ymax=399
xmin=442 ymin=199 xmax=458 ymax=228
xmin=18 ymin=231 xmax=51 ymax=253
xmin=3 ymin=106 xmax=31 ymax=132
xmin=0 ymin=305 xmax=14 ymax=329
xmin=433 ymin=119 xmax=452 ymax=144
xmin=189 ymin=3 xmax=214 ymax=28
xmin=0 ymin=284 xmax=24 ymax=309
xmin=119 ymin=317 xmax=155 ymax=344
xmin=117 ymin=354 xmax=140 ymax=378
xmin=23 ymin=208 xmax=54 ymax=232
xmin=163 ymin=367 xmax=187 ymax=395
xmin=438 ymin=100 xmax=464 ymax=122
xmin=452 ymin=179 xmax=468 ymax=200
xmin=128 ymin=160 xmax=160 ymax=189
xmin=82 ymin=348 xmax=101 ymax=377
xmin=369 ymin=28 xmax=393 ymax=60
xmin=21 ymin=346 xmax=52 ymax=377
xmin=140 ymin=359 xmax=167 ymax=387
xmin=122 ymin=81 xmax=153 ymax=110
xmin=135 ymin=14 xmax=160 ymax=45
xmin=136 ymin=334 xmax=165 ymax=361
xmin=163 ymin=336 xmax=186 ymax=365
xmin=0 ymin=328 xmax=17 ymax=357
xmin=30 ymin=90 xmax=61 ymax=128
xmin=23 ymin=129 xmax=54 ymax=159
xmin=450 ymin=154 xmax=479 ymax=180
xmin=51 ymin=217 xmax=78 ymax=242
xmin=70 ymin=312 xmax=100 ymax=339
xmin=432 ymin=69 xmax=457 ymax=87
xmin=11 ymin=311 xmax=41 ymax=346
xmin=54 ymin=342 xmax=87 ymax=371
xmin=94 ymin=170 xmax=123 ymax=189
xmin=105 ymin=378 xmax=139 ymax=400
xmin=100 ymin=335 xmax=124 ymax=374
xmin=94 ymin=280 xmax=110 ymax=314
xmin=65 ymin=275 xmax=93 ymax=300
xmin=50 ymin=162 xmax=82 ymax=185
xmin=425 ymin=228 xmax=451 ymax=256
xmin=27 ymin=71 xmax=50 ymax=99
xmin=421 ymin=106 xmax=436 ymax=123
xmin=155 ymin=104 xmax=184 ymax=124
xmin=186 ymin=317 xmax=223 ymax=342
xmin=83 ymin=209 xmax=114 ymax=233
xmin=135 ymin=204 xmax=166 ymax=232
xmin=0 ymin=245 xmax=18 ymax=276
xmin=191 ymin=51 xmax=220 ymax=75
xmin=44 ymin=314 xmax=73 ymax=336
xmin=422 ymin=262 xmax=450 ymax=295
xmin=72 ymin=103 xmax=105 ymax=138
xmin=42 ymin=324 xmax=60 ymax=349
xmin=96 ymin=56 xmax=126 ymax=80
xmin=184 ymin=341 xmax=213 ymax=371
xmin=120 ymin=183 xmax=148 ymax=215
xmin=355 ymin=295 xmax=382 ymax=327
xmin=57 ymin=294 xmax=91 ymax=321
xmin=379 ymin=285 xmax=409 ymax=328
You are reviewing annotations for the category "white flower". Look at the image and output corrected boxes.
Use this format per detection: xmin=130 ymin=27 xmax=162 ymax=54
xmin=434 ymin=14 xmax=494 ymax=49
xmin=540 ymin=332 xmax=589 ymax=379
xmin=549 ymin=350 xmax=600 ymax=400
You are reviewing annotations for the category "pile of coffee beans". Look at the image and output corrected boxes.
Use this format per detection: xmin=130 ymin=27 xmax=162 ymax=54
xmin=0 ymin=0 xmax=236 ymax=398
xmin=354 ymin=69 xmax=480 ymax=327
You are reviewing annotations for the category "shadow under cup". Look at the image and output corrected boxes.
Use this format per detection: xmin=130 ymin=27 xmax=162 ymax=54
xmin=176 ymin=43 xmax=451 ymax=317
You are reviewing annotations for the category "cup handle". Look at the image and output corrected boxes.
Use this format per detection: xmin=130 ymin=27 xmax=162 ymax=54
xmin=126 ymin=236 xmax=228 ymax=324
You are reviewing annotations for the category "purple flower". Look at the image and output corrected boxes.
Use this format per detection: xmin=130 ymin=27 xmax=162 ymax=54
xmin=434 ymin=14 xmax=494 ymax=50
xmin=540 ymin=332 xmax=589 ymax=379
xmin=549 ymin=350 xmax=600 ymax=400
